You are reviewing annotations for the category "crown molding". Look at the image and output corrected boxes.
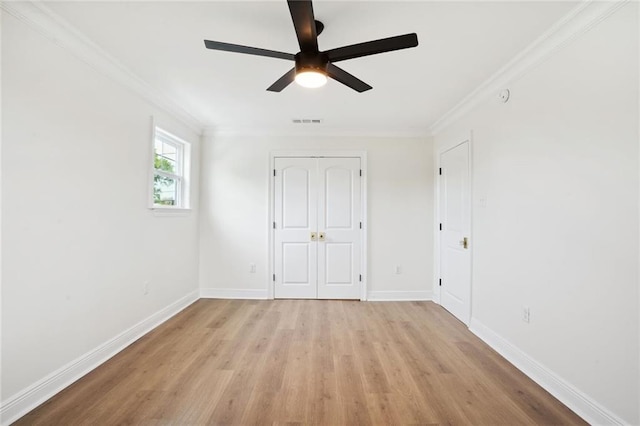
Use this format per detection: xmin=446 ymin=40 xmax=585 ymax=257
xmin=429 ymin=0 xmax=629 ymax=136
xmin=1 ymin=1 xmax=205 ymax=135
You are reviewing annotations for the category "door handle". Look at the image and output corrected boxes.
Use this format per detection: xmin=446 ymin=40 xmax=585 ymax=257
xmin=319 ymin=232 xmax=326 ymax=242
xmin=459 ymin=237 xmax=469 ymax=249
xmin=311 ymin=232 xmax=317 ymax=241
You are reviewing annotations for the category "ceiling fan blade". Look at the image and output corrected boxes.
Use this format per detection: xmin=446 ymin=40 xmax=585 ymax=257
xmin=287 ymin=0 xmax=318 ymax=52
xmin=267 ymin=68 xmax=297 ymax=92
xmin=326 ymin=33 xmax=418 ymax=63
xmin=326 ymin=63 xmax=372 ymax=93
xmin=204 ymin=40 xmax=295 ymax=61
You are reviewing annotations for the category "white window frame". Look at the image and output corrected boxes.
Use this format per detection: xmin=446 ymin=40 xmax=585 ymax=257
xmin=149 ymin=125 xmax=191 ymax=210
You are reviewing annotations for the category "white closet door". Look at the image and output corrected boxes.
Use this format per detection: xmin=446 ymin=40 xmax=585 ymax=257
xmin=274 ymin=158 xmax=318 ymax=299
xmin=317 ymin=158 xmax=361 ymax=299
xmin=439 ymin=141 xmax=471 ymax=324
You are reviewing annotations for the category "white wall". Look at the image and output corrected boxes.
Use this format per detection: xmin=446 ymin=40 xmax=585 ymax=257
xmin=199 ymin=133 xmax=433 ymax=300
xmin=434 ymin=4 xmax=638 ymax=424
xmin=1 ymin=11 xmax=201 ymax=409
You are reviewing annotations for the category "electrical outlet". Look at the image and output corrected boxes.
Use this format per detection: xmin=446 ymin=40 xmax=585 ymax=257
xmin=143 ymin=281 xmax=150 ymax=295
xmin=522 ymin=307 xmax=530 ymax=323
xmin=249 ymin=263 xmax=256 ymax=273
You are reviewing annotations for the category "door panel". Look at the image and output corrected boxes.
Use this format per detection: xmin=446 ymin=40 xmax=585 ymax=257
xmin=439 ymin=142 xmax=471 ymax=324
xmin=325 ymin=243 xmax=353 ymax=284
xmin=282 ymin=167 xmax=311 ymax=228
xmin=282 ymin=243 xmax=311 ymax=283
xmin=325 ymin=167 xmax=353 ymax=229
xmin=274 ymin=158 xmax=317 ymax=299
xmin=318 ymin=158 xmax=361 ymax=299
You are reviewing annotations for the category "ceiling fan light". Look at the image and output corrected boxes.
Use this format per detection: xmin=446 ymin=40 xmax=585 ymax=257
xmin=295 ymin=70 xmax=327 ymax=88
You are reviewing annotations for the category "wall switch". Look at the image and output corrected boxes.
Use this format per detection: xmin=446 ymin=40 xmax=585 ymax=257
xmin=522 ymin=307 xmax=530 ymax=323
xmin=144 ymin=281 xmax=150 ymax=295
xmin=249 ymin=263 xmax=256 ymax=273
xmin=394 ymin=265 xmax=401 ymax=275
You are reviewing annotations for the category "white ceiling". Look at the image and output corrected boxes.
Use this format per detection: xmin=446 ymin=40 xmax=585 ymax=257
xmin=46 ymin=1 xmax=578 ymax=135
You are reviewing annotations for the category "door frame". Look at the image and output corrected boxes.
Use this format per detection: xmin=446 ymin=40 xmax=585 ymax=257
xmin=269 ymin=150 xmax=368 ymax=300
xmin=434 ymin=132 xmax=474 ymax=325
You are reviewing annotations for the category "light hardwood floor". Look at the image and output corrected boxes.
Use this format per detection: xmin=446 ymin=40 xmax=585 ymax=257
xmin=16 ymin=300 xmax=586 ymax=425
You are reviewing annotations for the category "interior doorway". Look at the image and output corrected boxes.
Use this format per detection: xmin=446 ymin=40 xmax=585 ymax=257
xmin=438 ymin=140 xmax=472 ymax=324
xmin=271 ymin=153 xmax=366 ymax=299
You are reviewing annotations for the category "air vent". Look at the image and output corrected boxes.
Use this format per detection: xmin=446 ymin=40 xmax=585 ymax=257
xmin=292 ymin=119 xmax=323 ymax=124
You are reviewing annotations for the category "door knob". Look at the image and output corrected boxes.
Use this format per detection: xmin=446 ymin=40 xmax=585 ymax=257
xmin=319 ymin=232 xmax=326 ymax=241
xmin=311 ymin=232 xmax=317 ymax=241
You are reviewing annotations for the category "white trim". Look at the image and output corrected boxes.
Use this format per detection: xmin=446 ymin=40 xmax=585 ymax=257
xmin=0 ymin=1 xmax=203 ymax=135
xmin=469 ymin=318 xmax=626 ymax=426
xmin=360 ymin=154 xmax=369 ymax=301
xmin=0 ymin=290 xmax=199 ymax=426
xmin=367 ymin=291 xmax=433 ymax=302
xmin=150 ymin=208 xmax=192 ymax=218
xmin=268 ymin=154 xmax=276 ymax=300
xmin=200 ymin=288 xmax=269 ymax=300
xmin=269 ymin=150 xmax=368 ymax=301
xmin=637 ymin=2 xmax=640 ymax=417
xmin=270 ymin=150 xmax=370 ymax=159
xmin=0 ymin=5 xmax=4 ymax=408
xmin=429 ymin=0 xmax=629 ymax=136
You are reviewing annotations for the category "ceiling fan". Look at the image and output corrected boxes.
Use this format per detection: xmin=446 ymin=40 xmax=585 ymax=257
xmin=203 ymin=0 xmax=418 ymax=93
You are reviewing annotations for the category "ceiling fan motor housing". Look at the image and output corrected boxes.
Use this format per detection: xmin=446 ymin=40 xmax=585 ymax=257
xmin=295 ymin=52 xmax=329 ymax=74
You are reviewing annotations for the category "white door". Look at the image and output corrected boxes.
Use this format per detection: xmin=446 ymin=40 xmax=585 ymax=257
xmin=317 ymin=158 xmax=361 ymax=299
xmin=274 ymin=157 xmax=361 ymax=299
xmin=439 ymin=141 xmax=471 ymax=324
xmin=274 ymin=158 xmax=318 ymax=298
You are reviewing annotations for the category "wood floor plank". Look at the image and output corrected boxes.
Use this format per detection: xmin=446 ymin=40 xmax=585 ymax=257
xmin=336 ymin=354 xmax=374 ymax=425
xmin=15 ymin=300 xmax=587 ymax=426
xmin=306 ymin=371 xmax=343 ymax=425
xmin=280 ymin=338 xmax=313 ymax=423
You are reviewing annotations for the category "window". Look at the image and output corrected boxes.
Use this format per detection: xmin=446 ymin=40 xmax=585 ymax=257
xmin=151 ymin=127 xmax=190 ymax=209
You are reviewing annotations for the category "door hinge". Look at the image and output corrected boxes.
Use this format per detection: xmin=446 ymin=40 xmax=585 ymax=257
xmin=359 ymin=169 xmax=362 ymax=177
xmin=439 ymin=278 xmax=442 ymax=286
xmin=273 ymin=169 xmax=276 ymax=177
xmin=273 ymin=221 xmax=276 ymax=229
xmin=439 ymin=168 xmax=442 ymax=175
xmin=273 ymin=274 xmax=276 ymax=281
xmin=359 ymin=274 xmax=362 ymax=282
xmin=439 ymin=223 xmax=442 ymax=231
xmin=360 ymin=222 xmax=362 ymax=229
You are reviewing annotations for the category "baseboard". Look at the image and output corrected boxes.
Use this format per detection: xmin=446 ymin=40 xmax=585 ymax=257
xmin=366 ymin=290 xmax=433 ymax=301
xmin=0 ymin=290 xmax=199 ymax=426
xmin=200 ymin=287 xmax=269 ymax=299
xmin=469 ymin=318 xmax=626 ymax=426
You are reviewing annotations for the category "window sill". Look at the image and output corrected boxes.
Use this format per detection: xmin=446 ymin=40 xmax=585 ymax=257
xmin=149 ymin=207 xmax=192 ymax=217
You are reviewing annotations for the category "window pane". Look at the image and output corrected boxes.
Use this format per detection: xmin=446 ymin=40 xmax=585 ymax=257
xmin=153 ymin=174 xmax=179 ymax=206
xmin=154 ymin=141 xmax=177 ymax=173
xmin=152 ymin=127 xmax=189 ymax=209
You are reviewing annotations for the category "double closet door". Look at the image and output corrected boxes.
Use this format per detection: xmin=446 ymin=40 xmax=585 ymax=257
xmin=274 ymin=157 xmax=362 ymax=299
